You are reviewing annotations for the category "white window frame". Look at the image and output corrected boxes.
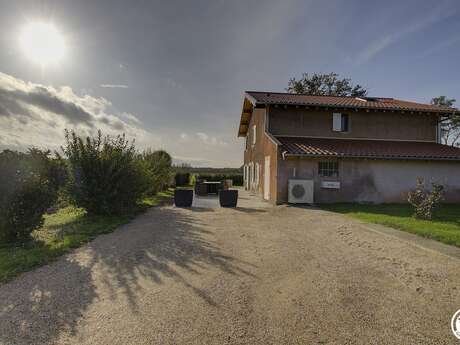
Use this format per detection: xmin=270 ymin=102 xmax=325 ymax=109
xmin=333 ymin=113 xmax=342 ymax=132
xmin=332 ymin=113 xmax=350 ymax=132
xmin=252 ymin=125 xmax=257 ymax=145
xmin=318 ymin=161 xmax=339 ymax=178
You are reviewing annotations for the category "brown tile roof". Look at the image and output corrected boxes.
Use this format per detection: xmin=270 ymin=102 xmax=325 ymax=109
xmin=246 ymin=91 xmax=458 ymax=114
xmin=277 ymin=136 xmax=460 ymax=161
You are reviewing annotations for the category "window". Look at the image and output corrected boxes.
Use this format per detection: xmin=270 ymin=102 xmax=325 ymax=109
xmin=252 ymin=125 xmax=257 ymax=145
xmin=318 ymin=161 xmax=339 ymax=177
xmin=332 ymin=113 xmax=350 ymax=132
xmin=341 ymin=114 xmax=349 ymax=132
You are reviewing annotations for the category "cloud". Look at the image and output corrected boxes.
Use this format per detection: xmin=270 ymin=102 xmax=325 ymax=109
xmin=416 ymin=34 xmax=460 ymax=60
xmin=0 ymin=86 xmax=93 ymax=126
xmin=0 ymin=72 xmax=160 ymax=152
xmin=196 ymin=132 xmax=208 ymax=141
xmin=99 ymin=84 xmax=129 ymax=88
xmin=354 ymin=4 xmax=456 ymax=65
xmin=195 ymin=132 xmax=228 ymax=146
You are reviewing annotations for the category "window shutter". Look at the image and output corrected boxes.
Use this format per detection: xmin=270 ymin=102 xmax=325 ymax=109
xmin=332 ymin=113 xmax=342 ymax=132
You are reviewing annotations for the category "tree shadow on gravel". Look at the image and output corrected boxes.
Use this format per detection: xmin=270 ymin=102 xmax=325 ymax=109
xmin=0 ymin=206 xmax=254 ymax=344
xmin=0 ymin=257 xmax=96 ymax=345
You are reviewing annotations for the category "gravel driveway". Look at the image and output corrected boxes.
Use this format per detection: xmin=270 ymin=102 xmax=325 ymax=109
xmin=1 ymin=190 xmax=460 ymax=345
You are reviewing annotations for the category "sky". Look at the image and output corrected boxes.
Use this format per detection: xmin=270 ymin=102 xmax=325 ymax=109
xmin=0 ymin=0 xmax=459 ymax=167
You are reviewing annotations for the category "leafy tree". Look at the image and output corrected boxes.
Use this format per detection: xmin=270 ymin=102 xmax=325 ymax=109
xmin=286 ymin=72 xmax=367 ymax=97
xmin=431 ymin=96 xmax=460 ymax=146
xmin=141 ymin=149 xmax=173 ymax=193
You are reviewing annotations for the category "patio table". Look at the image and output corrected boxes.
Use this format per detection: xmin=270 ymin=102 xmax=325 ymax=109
xmin=203 ymin=181 xmax=221 ymax=195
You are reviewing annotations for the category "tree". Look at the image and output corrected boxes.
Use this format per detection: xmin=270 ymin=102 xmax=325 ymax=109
xmin=141 ymin=149 xmax=173 ymax=193
xmin=431 ymin=96 xmax=460 ymax=146
xmin=286 ymin=72 xmax=367 ymax=97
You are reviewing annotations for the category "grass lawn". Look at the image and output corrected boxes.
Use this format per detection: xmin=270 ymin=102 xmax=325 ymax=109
xmin=321 ymin=203 xmax=460 ymax=247
xmin=0 ymin=189 xmax=174 ymax=283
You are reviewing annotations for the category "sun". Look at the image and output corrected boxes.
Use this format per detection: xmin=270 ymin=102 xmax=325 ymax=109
xmin=19 ymin=22 xmax=66 ymax=66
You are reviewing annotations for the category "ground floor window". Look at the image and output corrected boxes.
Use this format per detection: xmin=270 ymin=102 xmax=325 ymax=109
xmin=318 ymin=161 xmax=339 ymax=177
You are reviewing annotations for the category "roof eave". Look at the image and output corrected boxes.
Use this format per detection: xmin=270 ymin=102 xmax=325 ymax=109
xmin=282 ymin=153 xmax=460 ymax=161
xmin=267 ymin=102 xmax=458 ymax=115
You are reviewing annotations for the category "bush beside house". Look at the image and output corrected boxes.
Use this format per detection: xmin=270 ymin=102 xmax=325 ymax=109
xmin=408 ymin=178 xmax=444 ymax=220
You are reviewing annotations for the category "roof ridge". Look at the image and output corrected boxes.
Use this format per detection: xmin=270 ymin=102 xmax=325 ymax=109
xmin=245 ymin=91 xmax=375 ymax=99
xmin=243 ymin=91 xmax=458 ymax=112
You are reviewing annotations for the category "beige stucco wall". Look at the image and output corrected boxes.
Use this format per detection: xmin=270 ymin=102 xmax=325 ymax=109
xmin=243 ymin=108 xmax=279 ymax=204
xmin=277 ymin=158 xmax=460 ymax=203
xmin=268 ymin=107 xmax=438 ymax=142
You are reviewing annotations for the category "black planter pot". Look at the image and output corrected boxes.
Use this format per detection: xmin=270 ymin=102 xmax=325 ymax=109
xmin=174 ymin=189 xmax=193 ymax=207
xmin=219 ymin=189 xmax=238 ymax=207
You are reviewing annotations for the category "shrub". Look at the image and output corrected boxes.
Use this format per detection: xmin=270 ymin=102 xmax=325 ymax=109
xmin=141 ymin=149 xmax=173 ymax=194
xmin=408 ymin=177 xmax=444 ymax=220
xmin=175 ymin=172 xmax=190 ymax=186
xmin=62 ymin=130 xmax=150 ymax=215
xmin=0 ymin=149 xmax=61 ymax=243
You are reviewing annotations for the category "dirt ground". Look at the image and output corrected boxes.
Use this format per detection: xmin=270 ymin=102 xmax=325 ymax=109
xmin=1 ymin=190 xmax=460 ymax=345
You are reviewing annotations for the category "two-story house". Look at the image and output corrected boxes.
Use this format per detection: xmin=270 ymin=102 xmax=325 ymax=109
xmin=238 ymin=91 xmax=460 ymax=204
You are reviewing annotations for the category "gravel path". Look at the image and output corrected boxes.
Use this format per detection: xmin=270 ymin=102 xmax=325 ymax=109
xmin=1 ymin=190 xmax=460 ymax=344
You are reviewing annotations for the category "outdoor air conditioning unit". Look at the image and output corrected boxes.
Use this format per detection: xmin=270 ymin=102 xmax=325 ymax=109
xmin=288 ymin=179 xmax=314 ymax=204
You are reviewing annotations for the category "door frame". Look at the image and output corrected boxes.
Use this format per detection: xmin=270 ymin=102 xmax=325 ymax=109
xmin=264 ymin=156 xmax=270 ymax=200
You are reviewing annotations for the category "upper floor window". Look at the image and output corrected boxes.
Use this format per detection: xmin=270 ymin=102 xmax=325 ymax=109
xmin=318 ymin=161 xmax=339 ymax=178
xmin=332 ymin=113 xmax=350 ymax=132
xmin=252 ymin=125 xmax=257 ymax=145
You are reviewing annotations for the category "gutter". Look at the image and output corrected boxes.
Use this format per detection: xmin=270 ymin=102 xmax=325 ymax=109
xmin=282 ymin=152 xmax=460 ymax=162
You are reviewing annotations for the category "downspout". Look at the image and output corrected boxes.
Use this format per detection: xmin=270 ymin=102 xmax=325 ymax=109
xmin=282 ymin=150 xmax=288 ymax=160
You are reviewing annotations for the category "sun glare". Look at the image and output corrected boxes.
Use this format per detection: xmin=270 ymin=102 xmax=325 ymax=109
xmin=19 ymin=22 xmax=66 ymax=66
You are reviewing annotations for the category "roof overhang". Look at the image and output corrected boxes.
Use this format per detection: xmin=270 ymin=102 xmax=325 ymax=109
xmin=282 ymin=152 xmax=460 ymax=162
xmin=237 ymin=93 xmax=259 ymax=137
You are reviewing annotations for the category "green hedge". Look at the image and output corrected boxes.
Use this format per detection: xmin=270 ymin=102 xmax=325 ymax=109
xmin=175 ymin=172 xmax=190 ymax=186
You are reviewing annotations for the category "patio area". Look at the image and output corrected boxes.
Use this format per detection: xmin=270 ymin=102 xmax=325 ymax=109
xmin=191 ymin=187 xmax=270 ymax=209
